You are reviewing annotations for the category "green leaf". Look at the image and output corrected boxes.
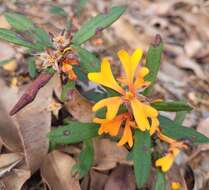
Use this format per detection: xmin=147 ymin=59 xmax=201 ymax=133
xmin=0 ymin=28 xmax=38 ymax=49
xmin=72 ymin=45 xmax=100 ymax=72
xmin=27 ymin=57 xmax=37 ymax=78
xmin=151 ymin=101 xmax=192 ymax=112
xmin=72 ymin=139 xmax=94 ymax=179
xmin=76 ymin=0 xmax=88 ymax=17
xmin=4 ymin=12 xmax=34 ymax=31
xmin=61 ymin=80 xmax=75 ymax=101
xmin=50 ymin=6 xmax=68 ymax=17
xmin=133 ymin=130 xmax=151 ymax=188
xmin=32 ymin=28 xmax=52 ymax=48
xmin=72 ymin=6 xmax=126 ymax=45
xmin=154 ymin=170 xmax=166 ymax=190
xmin=144 ymin=35 xmax=163 ymax=95
xmin=159 ymin=115 xmax=209 ymax=144
xmin=48 ymin=121 xmax=99 ymax=145
xmin=174 ymin=111 xmax=187 ymax=125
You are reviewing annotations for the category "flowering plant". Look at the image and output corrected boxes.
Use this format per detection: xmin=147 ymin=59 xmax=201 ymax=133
xmin=0 ymin=5 xmax=208 ymax=189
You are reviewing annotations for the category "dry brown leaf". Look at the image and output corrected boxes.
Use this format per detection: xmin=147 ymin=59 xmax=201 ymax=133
xmin=0 ymin=42 xmax=15 ymax=61
xmin=104 ymin=165 xmax=136 ymax=190
xmin=93 ymin=139 xmax=129 ymax=171
xmin=197 ymin=117 xmax=209 ymax=138
xmin=111 ymin=17 xmax=150 ymax=50
xmin=0 ymin=75 xmax=58 ymax=189
xmin=65 ymin=89 xmax=94 ymax=122
xmin=175 ymin=56 xmax=206 ymax=80
xmin=89 ymin=170 xmax=108 ymax=190
xmin=0 ymin=153 xmax=23 ymax=169
xmin=41 ymin=150 xmax=81 ymax=190
xmin=0 ymin=168 xmax=30 ymax=190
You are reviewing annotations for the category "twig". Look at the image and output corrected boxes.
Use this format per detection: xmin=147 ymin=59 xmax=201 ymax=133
xmin=10 ymin=72 xmax=53 ymax=116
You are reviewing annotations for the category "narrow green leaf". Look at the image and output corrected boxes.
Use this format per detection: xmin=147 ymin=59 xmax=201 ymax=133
xmin=4 ymin=12 xmax=34 ymax=31
xmin=159 ymin=115 xmax=209 ymax=144
xmin=72 ymin=139 xmax=94 ymax=179
xmin=151 ymin=101 xmax=192 ymax=112
xmin=32 ymin=28 xmax=52 ymax=48
xmin=72 ymin=45 xmax=100 ymax=72
xmin=48 ymin=121 xmax=99 ymax=144
xmin=133 ymin=130 xmax=151 ymax=188
xmin=50 ymin=6 xmax=68 ymax=17
xmin=0 ymin=28 xmax=41 ymax=50
xmin=154 ymin=170 xmax=166 ymax=190
xmin=144 ymin=35 xmax=163 ymax=95
xmin=61 ymin=80 xmax=75 ymax=101
xmin=27 ymin=57 xmax=37 ymax=78
xmin=76 ymin=0 xmax=88 ymax=17
xmin=174 ymin=111 xmax=187 ymax=125
xmin=72 ymin=6 xmax=126 ymax=45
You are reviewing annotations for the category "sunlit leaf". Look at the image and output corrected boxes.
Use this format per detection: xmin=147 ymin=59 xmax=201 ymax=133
xmin=72 ymin=6 xmax=126 ymax=45
xmin=144 ymin=35 xmax=163 ymax=95
xmin=0 ymin=28 xmax=39 ymax=49
xmin=4 ymin=12 xmax=34 ymax=31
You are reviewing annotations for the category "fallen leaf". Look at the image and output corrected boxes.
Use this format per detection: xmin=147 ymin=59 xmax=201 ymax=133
xmin=65 ymin=89 xmax=94 ymax=122
xmin=0 ymin=168 xmax=30 ymax=190
xmin=41 ymin=150 xmax=81 ymax=190
xmin=93 ymin=139 xmax=129 ymax=171
xmin=104 ymin=165 xmax=136 ymax=190
xmin=197 ymin=117 xmax=209 ymax=138
xmin=175 ymin=56 xmax=206 ymax=80
xmin=89 ymin=170 xmax=108 ymax=190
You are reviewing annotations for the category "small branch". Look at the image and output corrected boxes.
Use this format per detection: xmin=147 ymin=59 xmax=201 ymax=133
xmin=10 ymin=72 xmax=53 ymax=116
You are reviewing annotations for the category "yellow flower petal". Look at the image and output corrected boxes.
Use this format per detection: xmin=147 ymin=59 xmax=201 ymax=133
xmin=155 ymin=153 xmax=174 ymax=172
xmin=131 ymin=98 xmax=150 ymax=131
xmin=130 ymin=48 xmax=143 ymax=79
xmin=134 ymin=67 xmax=150 ymax=89
xmin=118 ymin=49 xmax=131 ymax=81
xmin=118 ymin=48 xmax=143 ymax=83
xmin=150 ymin=118 xmax=159 ymax=135
xmin=118 ymin=120 xmax=133 ymax=147
xmin=138 ymin=67 xmax=149 ymax=77
xmin=92 ymin=97 xmax=122 ymax=120
xmin=88 ymin=58 xmax=123 ymax=93
xmin=171 ymin=182 xmax=181 ymax=190
xmin=143 ymin=104 xmax=158 ymax=118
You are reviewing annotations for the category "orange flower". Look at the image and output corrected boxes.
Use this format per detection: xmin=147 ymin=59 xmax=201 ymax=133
xmin=94 ymin=112 xmax=135 ymax=147
xmin=61 ymin=57 xmax=79 ymax=80
xmin=155 ymin=131 xmax=187 ymax=172
xmin=88 ymin=49 xmax=159 ymax=146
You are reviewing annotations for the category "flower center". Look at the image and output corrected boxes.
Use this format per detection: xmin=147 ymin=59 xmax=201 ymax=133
xmin=123 ymin=91 xmax=135 ymax=101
